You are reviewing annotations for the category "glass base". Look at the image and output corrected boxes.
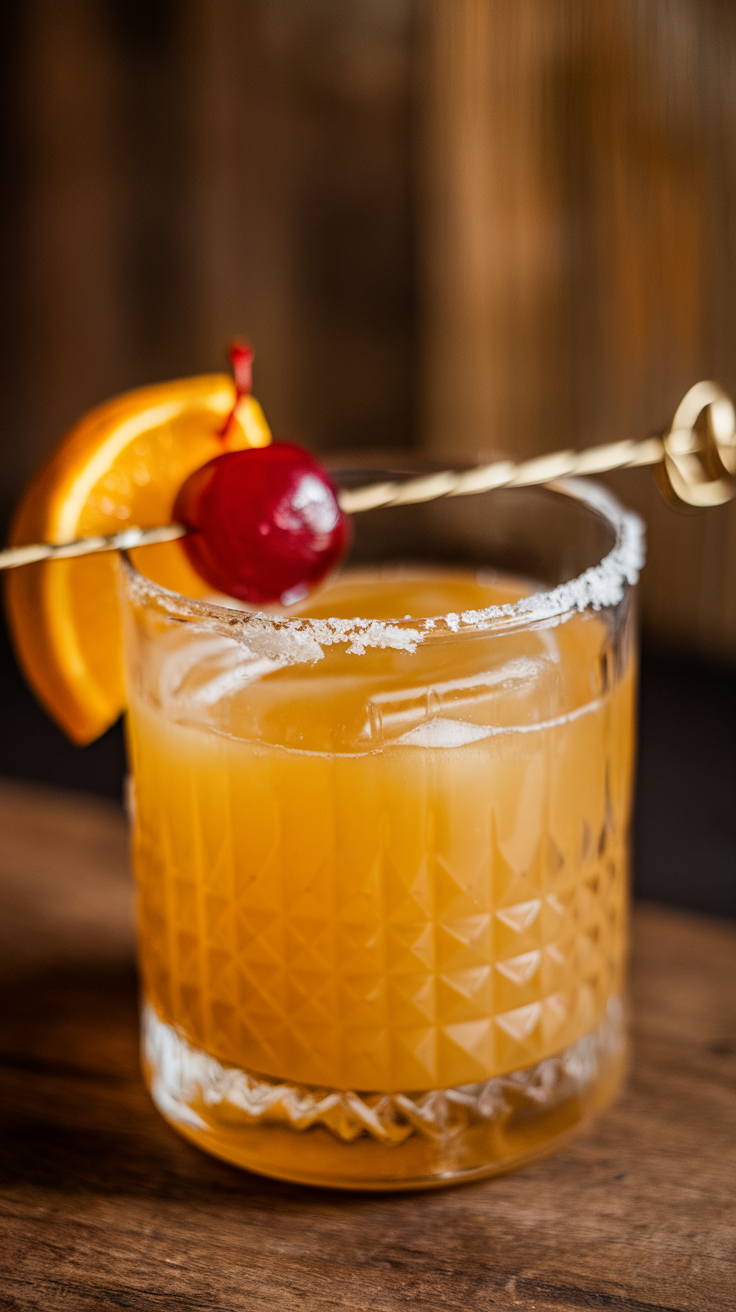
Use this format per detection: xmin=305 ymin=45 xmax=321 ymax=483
xmin=141 ymin=998 xmax=626 ymax=1191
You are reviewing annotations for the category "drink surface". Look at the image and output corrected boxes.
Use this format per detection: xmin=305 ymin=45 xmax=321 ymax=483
xmin=127 ymin=569 xmax=634 ymax=1093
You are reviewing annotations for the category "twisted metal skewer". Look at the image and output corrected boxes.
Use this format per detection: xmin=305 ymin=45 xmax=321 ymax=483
xmin=0 ymin=524 xmax=187 ymax=571
xmin=337 ymin=436 xmax=666 ymax=513
xmin=1 ymin=380 xmax=734 ymax=572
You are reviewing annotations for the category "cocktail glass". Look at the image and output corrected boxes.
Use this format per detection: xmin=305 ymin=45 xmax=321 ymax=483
xmin=120 ymin=475 xmax=643 ymax=1190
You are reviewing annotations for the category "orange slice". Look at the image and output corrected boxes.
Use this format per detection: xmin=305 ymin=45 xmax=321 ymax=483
xmin=5 ymin=373 xmax=271 ymax=744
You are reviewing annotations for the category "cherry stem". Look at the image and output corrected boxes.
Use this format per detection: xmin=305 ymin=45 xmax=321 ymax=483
xmin=220 ymin=340 xmax=255 ymax=439
xmin=230 ymin=341 xmax=254 ymax=397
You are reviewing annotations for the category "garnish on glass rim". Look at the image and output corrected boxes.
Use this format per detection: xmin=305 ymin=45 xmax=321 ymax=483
xmin=3 ymin=349 xmax=272 ymax=743
xmin=4 ymin=361 xmax=735 ymax=746
xmin=2 ymin=377 xmax=734 ymax=583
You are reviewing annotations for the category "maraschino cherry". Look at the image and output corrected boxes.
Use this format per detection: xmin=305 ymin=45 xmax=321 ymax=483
xmin=174 ymin=345 xmax=350 ymax=605
xmin=174 ymin=444 xmax=350 ymax=605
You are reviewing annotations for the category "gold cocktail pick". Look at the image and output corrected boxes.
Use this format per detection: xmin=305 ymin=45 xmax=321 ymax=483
xmin=1 ymin=379 xmax=734 ymax=572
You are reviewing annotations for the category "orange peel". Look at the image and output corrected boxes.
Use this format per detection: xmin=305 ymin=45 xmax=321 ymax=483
xmin=5 ymin=373 xmax=271 ymax=744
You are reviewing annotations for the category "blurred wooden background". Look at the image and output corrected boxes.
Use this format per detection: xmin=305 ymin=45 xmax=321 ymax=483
xmin=420 ymin=0 xmax=736 ymax=662
xmin=0 ymin=0 xmax=416 ymax=505
xmin=3 ymin=0 xmax=736 ymax=661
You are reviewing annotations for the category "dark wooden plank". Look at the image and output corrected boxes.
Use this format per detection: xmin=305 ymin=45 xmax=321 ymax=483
xmin=0 ymin=778 xmax=734 ymax=1311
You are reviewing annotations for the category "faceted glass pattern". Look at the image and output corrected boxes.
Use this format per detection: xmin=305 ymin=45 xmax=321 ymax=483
xmin=121 ymin=484 xmax=640 ymax=1187
xmin=128 ymin=621 xmax=633 ymax=1094
xmin=143 ymin=997 xmax=624 ymax=1142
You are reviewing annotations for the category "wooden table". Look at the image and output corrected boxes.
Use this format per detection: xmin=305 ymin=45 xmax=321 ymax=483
xmin=1 ymin=779 xmax=734 ymax=1311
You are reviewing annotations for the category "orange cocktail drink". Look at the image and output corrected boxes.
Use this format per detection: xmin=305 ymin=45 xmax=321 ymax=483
xmin=121 ymin=479 xmax=642 ymax=1189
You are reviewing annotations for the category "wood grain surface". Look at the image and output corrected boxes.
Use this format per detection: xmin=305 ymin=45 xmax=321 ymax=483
xmin=0 ymin=777 xmax=734 ymax=1311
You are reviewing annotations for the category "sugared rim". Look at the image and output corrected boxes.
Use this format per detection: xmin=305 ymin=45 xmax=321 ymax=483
xmin=120 ymin=478 xmax=645 ymax=656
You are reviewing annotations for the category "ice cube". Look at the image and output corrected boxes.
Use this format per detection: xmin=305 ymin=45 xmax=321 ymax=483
xmin=396 ymin=717 xmax=491 ymax=748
